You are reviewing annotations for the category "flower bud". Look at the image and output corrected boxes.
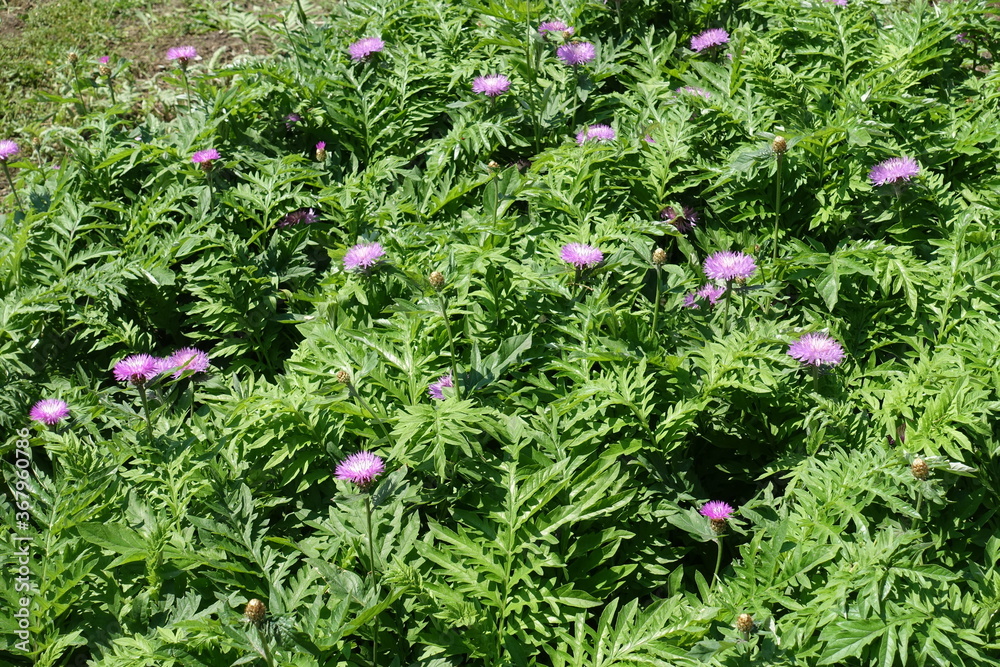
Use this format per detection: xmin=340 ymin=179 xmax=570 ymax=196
xmin=245 ymin=599 xmax=266 ymax=625
xmin=487 ymin=160 xmax=500 ymax=170
xmin=429 ymin=271 xmax=445 ymax=291
xmin=68 ymin=52 xmax=79 ymax=65
xmin=772 ymin=136 xmax=787 ymax=155
xmin=336 ymin=370 xmax=350 ymax=385
xmin=911 ymin=458 xmax=929 ymax=481
xmin=736 ymin=613 xmax=754 ymax=634
xmin=315 ymin=141 xmax=327 ymax=162
xmin=652 ymin=248 xmax=667 ymax=266
xmin=100 ymin=64 xmax=112 ymax=78
xmin=31 ymin=136 xmax=41 ymax=148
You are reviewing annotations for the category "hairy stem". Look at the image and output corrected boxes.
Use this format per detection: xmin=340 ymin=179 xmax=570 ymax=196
xmin=652 ymin=265 xmax=662 ymax=337
xmin=366 ymin=493 xmax=379 ymax=665
xmin=772 ymin=152 xmax=783 ymax=264
xmin=2 ymin=162 xmax=23 ymax=211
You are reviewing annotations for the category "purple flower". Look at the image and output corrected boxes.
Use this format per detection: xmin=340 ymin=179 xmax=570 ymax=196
xmin=166 ymin=46 xmax=198 ymax=64
xmin=869 ymin=157 xmax=920 ymax=187
xmin=576 ymin=124 xmax=616 ymax=145
xmin=561 ymin=243 xmax=604 ymax=268
xmin=538 ymin=20 xmax=574 ymax=36
xmin=691 ymin=29 xmax=730 ymax=52
xmin=113 ymin=354 xmax=161 ymax=386
xmin=344 ymin=242 xmax=386 ymax=272
xmin=0 ymin=140 xmax=19 ymax=162
xmin=30 ymin=399 xmax=70 ymax=426
xmin=660 ymin=205 xmax=699 ymax=233
xmin=165 ymin=347 xmax=210 ymax=377
xmin=99 ymin=56 xmax=111 ymax=64
xmin=824 ymin=0 xmax=848 ymax=5
xmin=700 ymin=500 xmax=735 ymax=520
xmin=703 ymin=251 xmax=757 ymax=282
xmin=285 ymin=113 xmax=301 ymax=130
xmin=348 ymin=37 xmax=385 ymax=61
xmin=335 ymin=451 xmax=385 ymax=488
xmin=955 ymin=32 xmax=969 ymax=44
xmin=787 ymin=332 xmax=846 ymax=367
xmin=191 ymin=148 xmax=220 ymax=164
xmin=557 ymin=41 xmax=596 ymax=66
xmin=683 ymin=292 xmax=699 ymax=309
xmin=428 ymin=373 xmax=454 ymax=400
xmin=316 ymin=141 xmax=326 ymax=151
xmin=643 ymin=134 xmax=656 ymax=144
xmin=697 ymin=283 xmax=726 ymax=305
xmin=676 ymin=86 xmax=711 ymax=99
xmin=472 ymin=74 xmax=511 ymax=97
xmin=279 ymin=208 xmax=319 ymax=227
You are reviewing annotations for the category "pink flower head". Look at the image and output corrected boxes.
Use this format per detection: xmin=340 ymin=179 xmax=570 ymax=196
xmin=557 ymin=41 xmax=596 ymax=66
xmin=683 ymin=292 xmax=699 ymax=309
xmin=700 ymin=500 xmax=734 ymax=520
xmin=561 ymin=243 xmax=603 ymax=268
xmin=30 ymin=399 xmax=70 ymax=426
xmin=472 ymin=74 xmax=511 ymax=97
xmin=0 ymin=140 xmax=19 ymax=162
xmin=825 ymin=0 xmax=848 ymax=5
xmin=428 ymin=373 xmax=454 ymax=400
xmin=285 ymin=113 xmax=301 ymax=130
xmin=787 ymin=332 xmax=846 ymax=367
xmin=335 ymin=451 xmax=385 ymax=489
xmin=869 ymin=157 xmax=920 ymax=187
xmin=576 ymin=124 xmax=616 ymax=145
xmin=538 ymin=20 xmax=574 ymax=36
xmin=348 ymin=37 xmax=385 ymax=61
xmin=113 ymin=354 xmax=161 ymax=386
xmin=191 ymin=148 xmax=220 ymax=165
xmin=691 ymin=29 xmax=730 ymax=52
xmin=643 ymin=134 xmax=656 ymax=144
xmin=343 ymin=242 xmax=386 ymax=272
xmin=697 ymin=283 xmax=726 ymax=305
xmin=279 ymin=208 xmax=319 ymax=227
xmin=99 ymin=56 xmax=111 ymax=64
xmin=703 ymin=251 xmax=757 ymax=282
xmin=316 ymin=141 xmax=326 ymax=151
xmin=166 ymin=347 xmax=210 ymax=377
xmin=660 ymin=205 xmax=699 ymax=233
xmin=676 ymin=86 xmax=712 ymax=99
xmin=166 ymin=46 xmax=198 ymax=64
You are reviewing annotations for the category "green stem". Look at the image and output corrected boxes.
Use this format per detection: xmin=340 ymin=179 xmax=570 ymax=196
xmin=914 ymin=491 xmax=923 ymax=523
xmin=71 ymin=62 xmax=89 ymax=115
xmin=138 ymin=383 xmax=154 ymax=446
xmin=2 ymin=162 xmax=23 ymax=211
xmin=352 ymin=386 xmax=392 ymax=442
xmin=108 ymin=78 xmax=117 ymax=107
xmin=651 ymin=265 xmax=662 ymax=337
xmin=365 ymin=493 xmax=379 ymax=666
xmin=180 ymin=67 xmax=193 ymax=109
xmin=439 ymin=294 xmax=462 ymax=399
xmin=712 ymin=536 xmax=724 ymax=588
xmin=256 ymin=625 xmax=276 ymax=667
xmin=811 ymin=365 xmax=819 ymax=393
xmin=721 ymin=280 xmax=733 ymax=334
xmin=772 ymin=153 xmax=783 ymax=264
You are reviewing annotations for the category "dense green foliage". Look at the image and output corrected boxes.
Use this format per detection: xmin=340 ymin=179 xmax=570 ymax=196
xmin=2 ymin=0 xmax=1000 ymax=665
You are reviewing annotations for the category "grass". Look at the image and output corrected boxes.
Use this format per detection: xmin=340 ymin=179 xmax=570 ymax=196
xmin=0 ymin=0 xmax=276 ymax=137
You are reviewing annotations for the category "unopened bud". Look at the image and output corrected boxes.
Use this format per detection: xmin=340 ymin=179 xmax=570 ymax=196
xmin=487 ymin=160 xmax=499 ymax=170
xmin=772 ymin=136 xmax=787 ymax=155
xmin=429 ymin=271 xmax=445 ymax=290
xmin=911 ymin=458 xmax=929 ymax=481
xmin=736 ymin=613 xmax=754 ymax=634
xmin=100 ymin=65 xmax=112 ymax=78
xmin=32 ymin=136 xmax=41 ymax=148
xmin=652 ymin=248 xmax=667 ymax=266
xmin=315 ymin=141 xmax=326 ymax=162
xmin=68 ymin=52 xmax=79 ymax=65
xmin=336 ymin=370 xmax=350 ymax=385
xmin=244 ymin=599 xmax=266 ymax=625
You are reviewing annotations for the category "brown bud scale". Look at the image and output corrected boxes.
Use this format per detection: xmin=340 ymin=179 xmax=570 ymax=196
xmin=245 ymin=598 xmax=266 ymax=625
xmin=911 ymin=458 xmax=929 ymax=481
xmin=736 ymin=613 xmax=754 ymax=634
